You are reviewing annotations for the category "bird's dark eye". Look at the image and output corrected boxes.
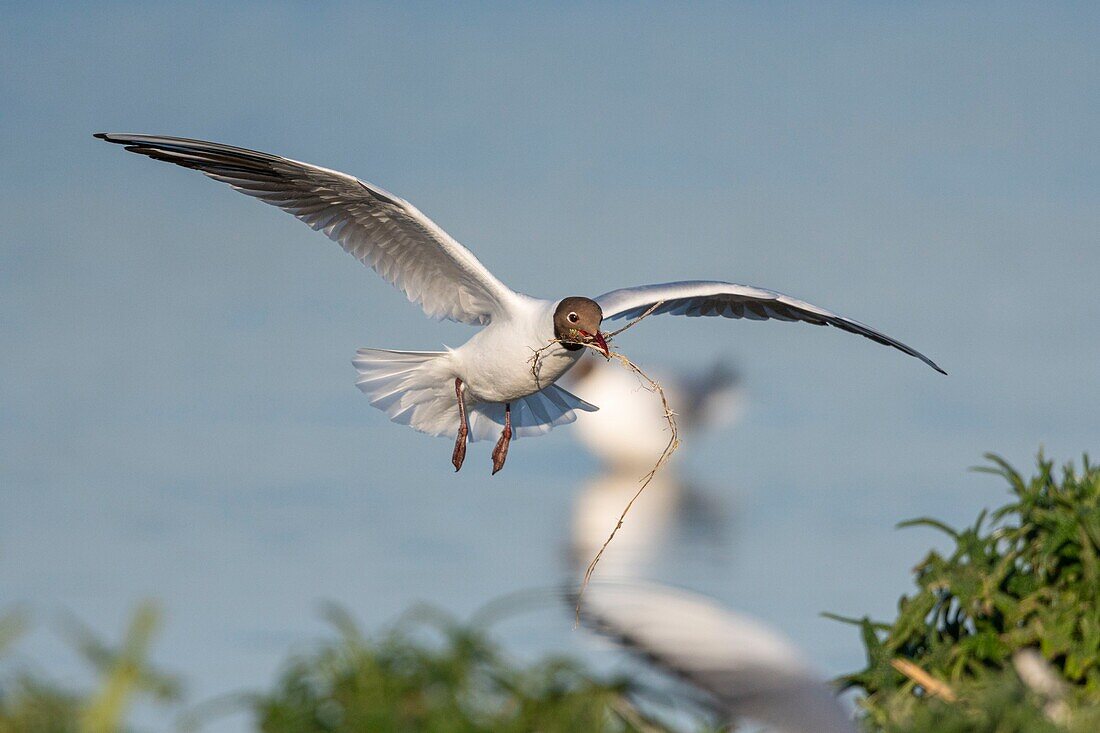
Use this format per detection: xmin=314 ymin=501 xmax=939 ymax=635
xmin=567 ymin=312 xmax=579 ymax=323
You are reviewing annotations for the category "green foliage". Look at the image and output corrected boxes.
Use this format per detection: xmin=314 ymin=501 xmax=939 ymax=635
xmin=251 ymin=605 xmax=692 ymax=733
xmin=835 ymin=453 xmax=1100 ymax=732
xmin=0 ymin=602 xmax=178 ymax=733
xmin=2 ymin=602 xmax=706 ymax=733
xmin=10 ymin=451 xmax=1100 ymax=732
xmin=0 ymin=612 xmax=26 ymax=660
xmin=0 ymin=675 xmax=84 ymax=733
xmin=875 ymin=667 xmax=1100 ymax=733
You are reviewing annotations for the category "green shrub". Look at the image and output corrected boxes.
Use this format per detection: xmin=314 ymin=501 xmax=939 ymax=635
xmin=0 ymin=603 xmax=178 ymax=733
xmin=833 ymin=453 xmax=1100 ymax=732
xmin=9 ymin=451 xmax=1100 ymax=732
xmin=250 ymin=605 xmax=695 ymax=733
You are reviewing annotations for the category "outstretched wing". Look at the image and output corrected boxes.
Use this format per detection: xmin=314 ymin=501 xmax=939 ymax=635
xmin=95 ymin=133 xmax=518 ymax=325
xmin=576 ymin=582 xmax=856 ymax=733
xmin=597 ymin=280 xmax=944 ymax=374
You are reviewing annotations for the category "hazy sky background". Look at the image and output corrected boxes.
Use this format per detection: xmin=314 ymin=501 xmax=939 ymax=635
xmin=2 ymin=3 xmax=1098 ymax=730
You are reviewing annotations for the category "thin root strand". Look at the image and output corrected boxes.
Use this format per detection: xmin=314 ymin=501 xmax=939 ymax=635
xmin=526 ymin=303 xmax=679 ymax=627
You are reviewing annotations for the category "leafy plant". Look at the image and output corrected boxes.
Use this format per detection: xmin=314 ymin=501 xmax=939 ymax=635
xmin=10 ymin=451 xmax=1100 ymax=732
xmin=249 ymin=604 xmax=699 ymax=733
xmin=0 ymin=612 xmax=26 ymax=660
xmin=0 ymin=602 xmax=179 ymax=733
xmin=832 ymin=453 xmax=1100 ymax=732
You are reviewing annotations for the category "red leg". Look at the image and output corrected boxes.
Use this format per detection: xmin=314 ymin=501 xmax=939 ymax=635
xmin=452 ymin=378 xmax=468 ymax=472
xmin=491 ymin=403 xmax=512 ymax=475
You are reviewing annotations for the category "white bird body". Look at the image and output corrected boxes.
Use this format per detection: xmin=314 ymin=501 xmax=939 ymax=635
xmin=451 ymin=296 xmax=581 ymax=404
xmin=351 ymin=295 xmax=595 ymax=446
xmin=96 ymin=133 xmax=944 ymax=471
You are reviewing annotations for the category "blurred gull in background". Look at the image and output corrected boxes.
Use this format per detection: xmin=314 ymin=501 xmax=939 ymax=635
xmin=568 ymin=358 xmax=742 ymax=470
xmin=566 ymin=361 xmax=853 ymax=731
xmin=566 ymin=358 xmax=741 ymax=575
xmin=577 ymin=581 xmax=856 ymax=733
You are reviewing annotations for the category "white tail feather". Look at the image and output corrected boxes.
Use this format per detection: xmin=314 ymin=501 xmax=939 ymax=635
xmin=467 ymin=386 xmax=597 ymax=441
xmin=353 ymin=348 xmax=597 ymax=441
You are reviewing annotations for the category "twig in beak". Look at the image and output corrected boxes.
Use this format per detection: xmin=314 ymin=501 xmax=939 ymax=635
xmin=588 ymin=330 xmax=610 ymax=359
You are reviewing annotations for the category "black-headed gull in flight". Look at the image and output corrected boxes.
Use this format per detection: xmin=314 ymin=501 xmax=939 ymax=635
xmin=95 ymin=134 xmax=945 ymax=474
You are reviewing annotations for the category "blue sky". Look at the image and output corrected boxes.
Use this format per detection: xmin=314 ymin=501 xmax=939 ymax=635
xmin=2 ymin=2 xmax=1098 ymax=729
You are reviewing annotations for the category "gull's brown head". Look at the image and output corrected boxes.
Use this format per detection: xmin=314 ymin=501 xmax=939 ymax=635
xmin=554 ymin=297 xmax=609 ymax=357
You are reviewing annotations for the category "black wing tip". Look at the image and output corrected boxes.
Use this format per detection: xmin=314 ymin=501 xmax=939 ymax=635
xmin=95 ymin=132 xmax=149 ymax=146
xmin=918 ymin=353 xmax=947 ymax=375
xmin=93 ymin=132 xmax=188 ymax=146
xmin=907 ymin=349 xmax=946 ymax=375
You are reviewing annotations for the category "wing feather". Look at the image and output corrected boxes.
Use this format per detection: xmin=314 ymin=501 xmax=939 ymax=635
xmin=95 ymin=133 xmax=517 ymax=325
xmin=597 ymin=280 xmax=945 ymax=374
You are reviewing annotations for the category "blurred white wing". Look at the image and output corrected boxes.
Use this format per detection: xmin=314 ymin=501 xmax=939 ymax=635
xmin=676 ymin=361 xmax=742 ymax=430
xmin=567 ymin=358 xmax=741 ymax=467
xmin=578 ymin=582 xmax=856 ymax=733
xmin=96 ymin=133 xmax=518 ymax=325
xmin=597 ymin=280 xmax=945 ymax=374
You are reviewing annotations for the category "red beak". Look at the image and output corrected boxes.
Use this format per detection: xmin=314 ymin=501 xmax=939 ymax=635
xmin=583 ymin=330 xmax=610 ymax=358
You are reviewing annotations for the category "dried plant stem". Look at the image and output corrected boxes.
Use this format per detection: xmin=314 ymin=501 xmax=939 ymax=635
xmin=891 ymin=659 xmax=957 ymax=702
xmin=526 ymin=301 xmax=679 ymax=626
xmin=605 ymin=300 xmax=664 ymax=338
xmin=609 ymin=696 xmax=665 ymax=733
xmin=573 ymin=351 xmax=678 ymax=625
